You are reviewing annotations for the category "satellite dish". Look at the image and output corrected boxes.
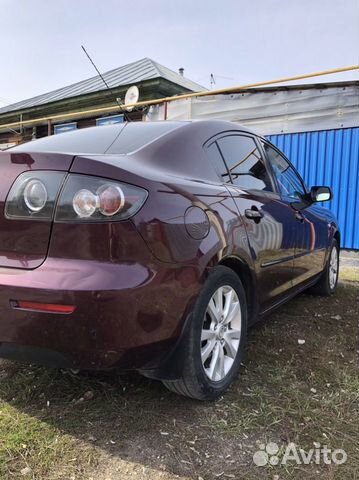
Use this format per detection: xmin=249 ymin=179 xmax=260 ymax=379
xmin=124 ymin=85 xmax=139 ymax=112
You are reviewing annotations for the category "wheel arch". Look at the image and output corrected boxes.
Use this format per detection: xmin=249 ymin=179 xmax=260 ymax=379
xmin=324 ymin=227 xmax=340 ymax=265
xmin=217 ymin=255 xmax=258 ymax=324
xmin=333 ymin=229 xmax=340 ymax=247
xmin=141 ymin=254 xmax=258 ymax=381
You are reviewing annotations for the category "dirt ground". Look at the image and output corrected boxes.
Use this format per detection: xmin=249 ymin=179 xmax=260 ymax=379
xmin=0 ymin=277 xmax=358 ymax=480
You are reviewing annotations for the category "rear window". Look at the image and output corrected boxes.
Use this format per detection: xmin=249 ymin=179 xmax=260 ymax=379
xmin=11 ymin=122 xmax=182 ymax=155
xmin=106 ymin=122 xmax=182 ymax=154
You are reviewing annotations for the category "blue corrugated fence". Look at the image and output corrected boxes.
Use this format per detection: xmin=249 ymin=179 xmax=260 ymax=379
xmin=268 ymin=127 xmax=359 ymax=250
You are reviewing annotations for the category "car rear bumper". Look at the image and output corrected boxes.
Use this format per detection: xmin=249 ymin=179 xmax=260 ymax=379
xmin=0 ymin=258 xmax=201 ymax=370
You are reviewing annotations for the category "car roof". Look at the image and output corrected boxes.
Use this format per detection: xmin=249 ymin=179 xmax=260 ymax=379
xmin=9 ymin=120 xmax=263 ymax=184
xmin=10 ymin=120 xmax=259 ymax=155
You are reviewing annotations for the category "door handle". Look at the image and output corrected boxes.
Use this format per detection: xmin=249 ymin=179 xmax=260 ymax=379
xmin=245 ymin=207 xmax=263 ymax=221
xmin=295 ymin=211 xmax=305 ymax=223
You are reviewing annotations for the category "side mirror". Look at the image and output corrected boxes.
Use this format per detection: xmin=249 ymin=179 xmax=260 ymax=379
xmin=291 ymin=186 xmax=332 ymax=211
xmin=310 ymin=186 xmax=332 ymax=203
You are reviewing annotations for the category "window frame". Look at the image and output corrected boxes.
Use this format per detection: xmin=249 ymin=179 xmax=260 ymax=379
xmin=204 ymin=131 xmax=277 ymax=194
xmin=259 ymin=139 xmax=308 ymax=201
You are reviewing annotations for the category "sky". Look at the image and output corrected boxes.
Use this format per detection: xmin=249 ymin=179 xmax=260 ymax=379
xmin=0 ymin=0 xmax=358 ymax=107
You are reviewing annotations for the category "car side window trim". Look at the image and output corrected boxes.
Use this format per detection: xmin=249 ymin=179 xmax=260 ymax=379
xmin=203 ymin=129 xmax=257 ymax=149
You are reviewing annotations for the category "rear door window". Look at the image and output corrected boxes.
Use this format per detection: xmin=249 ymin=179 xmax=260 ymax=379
xmin=205 ymin=142 xmax=231 ymax=182
xmin=106 ymin=122 xmax=182 ymax=154
xmin=217 ymin=135 xmax=273 ymax=191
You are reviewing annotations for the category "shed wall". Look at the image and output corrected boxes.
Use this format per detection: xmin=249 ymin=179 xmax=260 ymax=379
xmin=268 ymin=127 xmax=359 ymax=250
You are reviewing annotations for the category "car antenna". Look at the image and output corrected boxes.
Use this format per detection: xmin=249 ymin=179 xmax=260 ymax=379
xmin=81 ymin=45 xmax=131 ymax=121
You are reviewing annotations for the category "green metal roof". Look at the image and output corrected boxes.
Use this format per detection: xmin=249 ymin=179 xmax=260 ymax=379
xmin=0 ymin=57 xmax=205 ymax=115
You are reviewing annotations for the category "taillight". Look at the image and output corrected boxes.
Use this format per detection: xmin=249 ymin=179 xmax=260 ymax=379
xmin=72 ymin=189 xmax=99 ymax=218
xmin=54 ymin=174 xmax=147 ymax=222
xmin=23 ymin=179 xmax=48 ymax=212
xmin=97 ymin=185 xmax=125 ymax=216
xmin=5 ymin=171 xmax=66 ymax=220
xmin=5 ymin=172 xmax=148 ymax=222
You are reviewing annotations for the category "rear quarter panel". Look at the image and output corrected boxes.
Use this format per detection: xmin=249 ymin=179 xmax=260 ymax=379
xmin=70 ymin=155 xmax=254 ymax=274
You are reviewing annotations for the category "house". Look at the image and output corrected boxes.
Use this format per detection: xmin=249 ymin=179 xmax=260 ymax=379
xmin=0 ymin=57 xmax=204 ymax=147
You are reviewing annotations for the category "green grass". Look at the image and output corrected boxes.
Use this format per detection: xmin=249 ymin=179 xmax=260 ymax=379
xmin=0 ymin=283 xmax=358 ymax=479
xmin=340 ymin=265 xmax=359 ymax=283
xmin=0 ymin=404 xmax=80 ymax=478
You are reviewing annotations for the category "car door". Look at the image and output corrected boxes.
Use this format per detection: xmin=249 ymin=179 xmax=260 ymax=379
xmin=261 ymin=141 xmax=327 ymax=286
xmin=209 ymin=133 xmax=299 ymax=310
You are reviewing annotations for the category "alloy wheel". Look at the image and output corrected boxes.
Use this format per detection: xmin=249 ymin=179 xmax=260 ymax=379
xmin=201 ymin=285 xmax=242 ymax=382
xmin=329 ymin=247 xmax=338 ymax=289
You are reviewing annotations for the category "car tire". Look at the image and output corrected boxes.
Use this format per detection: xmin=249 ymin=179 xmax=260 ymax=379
xmin=163 ymin=266 xmax=247 ymax=400
xmin=310 ymin=240 xmax=339 ymax=296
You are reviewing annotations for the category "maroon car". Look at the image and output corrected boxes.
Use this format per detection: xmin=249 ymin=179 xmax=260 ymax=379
xmin=0 ymin=121 xmax=339 ymax=400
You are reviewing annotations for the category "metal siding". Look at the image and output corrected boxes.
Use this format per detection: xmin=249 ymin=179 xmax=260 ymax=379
xmin=146 ymin=83 xmax=359 ymax=133
xmin=268 ymin=127 xmax=359 ymax=250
